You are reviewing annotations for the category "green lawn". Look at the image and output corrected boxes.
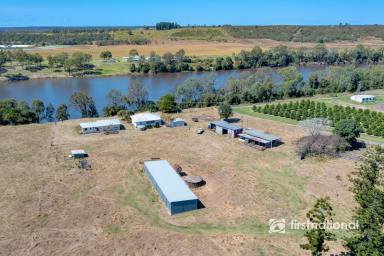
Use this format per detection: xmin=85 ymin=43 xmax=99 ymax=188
xmin=234 ymin=105 xmax=299 ymax=125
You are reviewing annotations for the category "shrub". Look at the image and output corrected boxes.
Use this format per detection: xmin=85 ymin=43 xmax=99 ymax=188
xmin=296 ymin=135 xmax=348 ymax=159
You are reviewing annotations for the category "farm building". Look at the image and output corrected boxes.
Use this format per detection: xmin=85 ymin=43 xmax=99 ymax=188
xmin=169 ymin=118 xmax=186 ymax=127
xmin=69 ymin=150 xmax=88 ymax=158
xmin=131 ymin=113 xmax=163 ymax=128
xmin=208 ymin=120 xmax=243 ymax=138
xmin=122 ymin=55 xmax=141 ymax=62
xmin=144 ymin=160 xmax=199 ymax=215
xmin=350 ymin=95 xmax=376 ymax=103
xmin=238 ymin=129 xmax=281 ymax=149
xmin=79 ymin=119 xmax=122 ymax=134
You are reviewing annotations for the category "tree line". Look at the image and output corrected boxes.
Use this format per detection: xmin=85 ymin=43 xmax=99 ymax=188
xmin=128 ymin=44 xmax=384 ymax=74
xmin=2 ymin=64 xmax=384 ymax=125
xmin=254 ymin=100 xmax=384 ymax=137
xmin=2 ymin=44 xmax=384 ymax=78
xmin=0 ymin=49 xmax=94 ymax=77
xmin=155 ymin=22 xmax=181 ymax=30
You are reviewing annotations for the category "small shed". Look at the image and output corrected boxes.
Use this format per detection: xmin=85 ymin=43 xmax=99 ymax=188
xmin=238 ymin=129 xmax=281 ymax=149
xmin=69 ymin=150 xmax=88 ymax=158
xmin=80 ymin=119 xmax=122 ymax=134
xmin=170 ymin=118 xmax=186 ymax=128
xmin=144 ymin=160 xmax=199 ymax=215
xmin=208 ymin=120 xmax=243 ymax=138
xmin=350 ymin=95 xmax=376 ymax=103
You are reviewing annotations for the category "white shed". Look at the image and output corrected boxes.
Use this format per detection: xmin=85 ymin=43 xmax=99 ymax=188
xmin=80 ymin=119 xmax=122 ymax=134
xmin=350 ymin=95 xmax=376 ymax=103
xmin=131 ymin=113 xmax=163 ymax=128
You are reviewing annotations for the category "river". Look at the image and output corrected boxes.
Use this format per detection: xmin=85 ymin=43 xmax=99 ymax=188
xmin=0 ymin=66 xmax=326 ymax=119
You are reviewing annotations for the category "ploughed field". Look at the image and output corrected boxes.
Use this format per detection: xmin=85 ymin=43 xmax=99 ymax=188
xmin=0 ymin=107 xmax=358 ymax=255
xmin=29 ymin=37 xmax=384 ymax=59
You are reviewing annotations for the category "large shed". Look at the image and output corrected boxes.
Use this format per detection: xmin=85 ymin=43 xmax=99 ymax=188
xmin=208 ymin=120 xmax=243 ymax=138
xmin=144 ymin=160 xmax=199 ymax=215
xmin=80 ymin=119 xmax=122 ymax=134
xmin=238 ymin=129 xmax=281 ymax=148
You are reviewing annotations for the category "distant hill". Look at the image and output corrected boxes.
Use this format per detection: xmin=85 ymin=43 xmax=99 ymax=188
xmin=1 ymin=25 xmax=384 ymax=46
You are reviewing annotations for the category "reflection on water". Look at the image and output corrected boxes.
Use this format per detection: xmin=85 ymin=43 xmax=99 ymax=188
xmin=0 ymin=66 xmax=326 ymax=119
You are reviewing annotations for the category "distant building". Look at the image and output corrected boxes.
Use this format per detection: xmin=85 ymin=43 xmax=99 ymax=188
xmin=208 ymin=120 xmax=243 ymax=138
xmin=80 ymin=119 xmax=122 ymax=134
xmin=169 ymin=118 xmax=186 ymax=128
xmin=131 ymin=112 xmax=162 ymax=128
xmin=238 ymin=129 xmax=281 ymax=149
xmin=69 ymin=150 xmax=88 ymax=158
xmin=350 ymin=95 xmax=376 ymax=103
xmin=122 ymin=55 xmax=141 ymax=62
xmin=144 ymin=160 xmax=199 ymax=215
xmin=0 ymin=44 xmax=33 ymax=49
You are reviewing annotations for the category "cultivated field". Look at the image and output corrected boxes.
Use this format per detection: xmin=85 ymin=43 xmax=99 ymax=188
xmin=0 ymin=107 xmax=359 ymax=255
xmin=28 ymin=37 xmax=384 ymax=59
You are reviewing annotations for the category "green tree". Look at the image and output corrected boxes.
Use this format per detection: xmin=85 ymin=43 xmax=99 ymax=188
xmin=100 ymin=50 xmax=112 ymax=60
xmin=127 ymin=81 xmax=148 ymax=109
xmin=333 ymin=119 xmax=361 ymax=146
xmin=345 ymin=146 xmax=384 ymax=255
xmin=158 ymin=94 xmax=178 ymax=113
xmin=70 ymin=91 xmax=98 ymax=118
xmin=45 ymin=103 xmax=55 ymax=122
xmin=218 ymin=103 xmax=233 ymax=120
xmin=0 ymin=50 xmax=9 ymax=68
xmin=129 ymin=49 xmax=139 ymax=56
xmin=31 ymin=99 xmax=45 ymax=123
xmin=55 ymin=104 xmax=70 ymax=121
xmin=300 ymin=198 xmax=336 ymax=256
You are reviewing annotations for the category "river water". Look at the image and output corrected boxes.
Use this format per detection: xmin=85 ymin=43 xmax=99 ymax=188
xmin=0 ymin=66 xmax=326 ymax=119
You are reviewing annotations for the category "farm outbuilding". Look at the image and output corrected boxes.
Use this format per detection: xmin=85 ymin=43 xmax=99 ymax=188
xmin=69 ymin=150 xmax=88 ymax=158
xmin=169 ymin=118 xmax=186 ymax=128
xmin=350 ymin=95 xmax=376 ymax=103
xmin=144 ymin=160 xmax=199 ymax=215
xmin=131 ymin=113 xmax=163 ymax=128
xmin=208 ymin=120 xmax=243 ymax=138
xmin=238 ymin=129 xmax=281 ymax=149
xmin=80 ymin=119 xmax=122 ymax=134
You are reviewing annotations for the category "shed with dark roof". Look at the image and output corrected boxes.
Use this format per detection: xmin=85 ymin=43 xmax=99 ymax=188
xmin=208 ymin=120 xmax=243 ymax=138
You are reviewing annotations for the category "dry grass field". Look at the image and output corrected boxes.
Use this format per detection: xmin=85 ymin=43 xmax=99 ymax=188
xmin=29 ymin=37 xmax=384 ymax=59
xmin=0 ymin=107 xmax=359 ymax=255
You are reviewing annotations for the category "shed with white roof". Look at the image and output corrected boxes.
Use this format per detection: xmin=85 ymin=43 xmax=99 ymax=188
xmin=79 ymin=119 xmax=122 ymax=134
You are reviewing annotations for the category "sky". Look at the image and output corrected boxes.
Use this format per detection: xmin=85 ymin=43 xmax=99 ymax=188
xmin=0 ymin=0 xmax=383 ymax=27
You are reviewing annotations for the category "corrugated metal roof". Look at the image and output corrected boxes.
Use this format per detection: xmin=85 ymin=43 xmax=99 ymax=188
xmin=71 ymin=150 xmax=86 ymax=155
xmin=80 ymin=119 xmax=121 ymax=129
xmin=144 ymin=160 xmax=198 ymax=203
xmin=238 ymin=134 xmax=270 ymax=144
xmin=131 ymin=112 xmax=162 ymax=123
xmin=210 ymin=120 xmax=243 ymax=131
xmin=172 ymin=118 xmax=185 ymax=122
xmin=244 ymin=129 xmax=280 ymax=142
